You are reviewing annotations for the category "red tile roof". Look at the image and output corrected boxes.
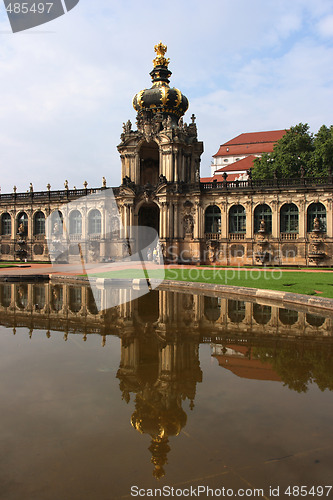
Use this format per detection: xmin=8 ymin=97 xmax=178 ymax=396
xmin=200 ymin=173 xmax=243 ymax=183
xmin=215 ymin=155 xmax=257 ymax=173
xmin=213 ymin=129 xmax=287 ymax=157
xmin=212 ymin=354 xmax=282 ymax=382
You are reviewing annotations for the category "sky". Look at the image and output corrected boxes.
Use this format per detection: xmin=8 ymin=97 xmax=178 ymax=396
xmin=0 ymin=0 xmax=333 ymax=193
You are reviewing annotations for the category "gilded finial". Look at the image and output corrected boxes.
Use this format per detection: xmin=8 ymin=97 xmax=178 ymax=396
xmin=153 ymin=41 xmax=170 ymax=68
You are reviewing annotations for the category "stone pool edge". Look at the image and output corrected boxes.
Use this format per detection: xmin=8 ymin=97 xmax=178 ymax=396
xmin=48 ymin=274 xmax=333 ymax=313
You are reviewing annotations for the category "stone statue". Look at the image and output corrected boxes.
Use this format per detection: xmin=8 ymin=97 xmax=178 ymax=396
xmin=18 ymin=222 xmax=25 ymax=236
xmin=259 ymin=218 xmax=266 ymax=233
xmin=102 ymin=176 xmax=107 ymax=188
xmin=53 ymin=222 xmax=60 ymax=235
xmin=313 ymin=217 xmax=321 ymax=231
xmin=122 ymin=175 xmax=132 ymax=186
xmin=184 ymin=215 xmax=194 ymax=238
xmin=126 ymin=120 xmax=132 ymax=133
xmin=64 ymin=180 xmax=69 ymax=190
xmin=123 ymin=120 xmax=132 ymax=134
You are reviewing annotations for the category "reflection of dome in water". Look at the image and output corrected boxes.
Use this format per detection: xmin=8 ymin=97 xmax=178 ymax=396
xmin=131 ymin=395 xmax=187 ymax=479
xmin=133 ymin=41 xmax=189 ymax=121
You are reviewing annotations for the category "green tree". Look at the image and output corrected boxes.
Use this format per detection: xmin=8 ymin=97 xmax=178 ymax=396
xmin=308 ymin=125 xmax=333 ymax=178
xmin=252 ymin=123 xmax=314 ymax=180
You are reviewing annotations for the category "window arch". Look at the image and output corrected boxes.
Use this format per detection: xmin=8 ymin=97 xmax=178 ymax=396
xmin=205 ymin=205 xmax=221 ymax=234
xmin=279 ymin=308 xmax=298 ymax=326
xmin=50 ymin=210 xmax=63 ymax=235
xmin=229 ymin=205 xmax=246 ymax=234
xmin=204 ymin=296 xmax=221 ymax=322
xmin=1 ymin=213 xmax=11 ymax=236
xmin=253 ymin=303 xmax=271 ymax=325
xmin=254 ymin=204 xmax=272 ymax=234
xmin=307 ymin=203 xmax=326 ymax=232
xmin=280 ymin=203 xmax=299 ymax=233
xmin=306 ymin=313 xmax=325 ymax=328
xmin=17 ymin=212 xmax=28 ymax=234
xmin=0 ymin=284 xmax=11 ymax=308
xmin=69 ymin=210 xmax=82 ymax=235
xmin=228 ymin=300 xmax=246 ymax=323
xmin=69 ymin=287 xmax=82 ymax=313
xmin=34 ymin=211 xmax=45 ymax=235
xmin=88 ymin=209 xmax=102 ymax=235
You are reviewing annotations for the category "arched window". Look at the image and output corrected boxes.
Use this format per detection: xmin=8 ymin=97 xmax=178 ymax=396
xmin=17 ymin=212 xmax=28 ymax=234
xmin=50 ymin=210 xmax=63 ymax=234
xmin=253 ymin=303 xmax=271 ymax=325
xmin=1 ymin=213 xmax=11 ymax=236
xmin=229 ymin=205 xmax=246 ymax=233
xmin=254 ymin=204 xmax=272 ymax=234
xmin=69 ymin=287 xmax=82 ymax=313
xmin=87 ymin=288 xmax=101 ymax=315
xmin=306 ymin=313 xmax=325 ymax=328
xmin=205 ymin=205 xmax=221 ymax=234
xmin=69 ymin=210 xmax=82 ymax=235
xmin=34 ymin=211 xmax=45 ymax=235
xmin=279 ymin=308 xmax=298 ymax=326
xmin=228 ymin=300 xmax=246 ymax=323
xmin=280 ymin=203 xmax=299 ymax=233
xmin=16 ymin=284 xmax=28 ymax=310
xmin=88 ymin=209 xmax=102 ymax=235
xmin=33 ymin=286 xmax=46 ymax=309
xmin=307 ymin=203 xmax=326 ymax=232
xmin=0 ymin=284 xmax=11 ymax=308
xmin=204 ymin=296 xmax=221 ymax=322
xmin=51 ymin=285 xmax=63 ymax=312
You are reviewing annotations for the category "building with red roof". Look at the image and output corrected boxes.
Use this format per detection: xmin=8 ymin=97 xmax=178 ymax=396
xmin=210 ymin=129 xmax=287 ymax=177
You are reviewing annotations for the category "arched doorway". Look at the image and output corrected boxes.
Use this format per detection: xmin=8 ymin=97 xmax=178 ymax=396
xmin=138 ymin=203 xmax=160 ymax=233
xmin=138 ymin=203 xmax=160 ymax=257
xmin=139 ymin=141 xmax=159 ymax=185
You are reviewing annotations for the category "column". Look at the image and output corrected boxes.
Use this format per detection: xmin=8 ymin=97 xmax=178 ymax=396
xmin=245 ymin=202 xmax=252 ymax=239
xmin=221 ymin=203 xmax=228 ymax=239
xmin=326 ymin=200 xmax=332 ymax=238
xmin=299 ymin=200 xmax=306 ymax=239
xmin=272 ymin=200 xmax=279 ymax=239
xmin=194 ymin=202 xmax=199 ymax=239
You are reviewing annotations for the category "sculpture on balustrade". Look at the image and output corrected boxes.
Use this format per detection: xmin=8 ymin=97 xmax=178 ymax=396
xmin=309 ymin=216 xmax=326 ymax=264
xmin=15 ymin=222 xmax=27 ymax=261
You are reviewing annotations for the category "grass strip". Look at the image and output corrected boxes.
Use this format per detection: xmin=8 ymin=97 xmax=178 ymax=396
xmin=89 ymin=268 xmax=333 ymax=299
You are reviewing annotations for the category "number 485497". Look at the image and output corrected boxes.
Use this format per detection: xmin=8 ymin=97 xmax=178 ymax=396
xmin=6 ymin=3 xmax=53 ymax=14
xmin=285 ymin=486 xmax=332 ymax=496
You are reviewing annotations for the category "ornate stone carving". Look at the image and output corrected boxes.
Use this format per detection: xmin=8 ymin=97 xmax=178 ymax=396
xmin=183 ymin=215 xmax=194 ymax=238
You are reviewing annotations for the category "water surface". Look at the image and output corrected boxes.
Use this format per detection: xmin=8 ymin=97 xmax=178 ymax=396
xmin=0 ymin=282 xmax=332 ymax=499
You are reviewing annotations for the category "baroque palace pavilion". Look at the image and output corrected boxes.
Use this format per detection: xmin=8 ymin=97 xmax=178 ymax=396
xmin=0 ymin=42 xmax=332 ymax=266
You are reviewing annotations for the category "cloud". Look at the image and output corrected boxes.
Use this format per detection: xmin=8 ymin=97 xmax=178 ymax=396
xmin=317 ymin=14 xmax=333 ymax=37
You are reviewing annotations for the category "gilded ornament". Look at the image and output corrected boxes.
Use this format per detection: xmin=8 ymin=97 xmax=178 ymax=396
xmin=174 ymin=88 xmax=182 ymax=108
xmin=136 ymin=89 xmax=145 ymax=109
xmin=153 ymin=41 xmax=170 ymax=68
xmin=160 ymin=86 xmax=169 ymax=106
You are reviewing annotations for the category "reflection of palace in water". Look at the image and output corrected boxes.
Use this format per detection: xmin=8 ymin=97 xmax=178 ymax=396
xmin=1 ymin=281 xmax=333 ymax=477
xmin=1 ymin=281 xmax=332 ymax=338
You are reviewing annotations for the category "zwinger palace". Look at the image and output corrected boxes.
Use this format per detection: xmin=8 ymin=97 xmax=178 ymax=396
xmin=0 ymin=42 xmax=332 ymax=266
